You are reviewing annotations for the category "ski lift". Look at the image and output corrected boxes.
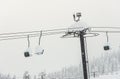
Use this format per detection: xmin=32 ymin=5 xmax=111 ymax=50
xmin=24 ymin=35 xmax=32 ymax=57
xmin=35 ymin=31 xmax=44 ymax=55
xmin=104 ymin=43 xmax=110 ymax=50
xmin=104 ymin=32 xmax=110 ymax=51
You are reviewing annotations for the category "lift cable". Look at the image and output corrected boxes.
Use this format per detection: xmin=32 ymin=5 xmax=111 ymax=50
xmin=27 ymin=35 xmax=30 ymax=48
xmin=106 ymin=32 xmax=109 ymax=43
xmin=0 ymin=27 xmax=120 ymax=41
xmin=39 ymin=31 xmax=42 ymax=45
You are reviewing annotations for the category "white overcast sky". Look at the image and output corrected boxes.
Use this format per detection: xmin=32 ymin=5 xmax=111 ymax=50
xmin=0 ymin=0 xmax=120 ymax=77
